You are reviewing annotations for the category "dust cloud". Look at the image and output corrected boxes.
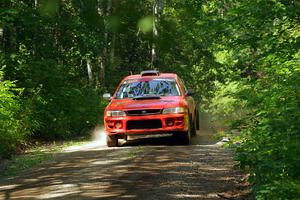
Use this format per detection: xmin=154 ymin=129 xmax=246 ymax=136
xmin=64 ymin=126 xmax=107 ymax=152
xmin=91 ymin=126 xmax=106 ymax=145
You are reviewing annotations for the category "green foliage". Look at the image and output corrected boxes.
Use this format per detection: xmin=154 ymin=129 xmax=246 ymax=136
xmin=28 ymin=83 xmax=101 ymax=140
xmin=0 ymin=1 xmax=299 ymax=198
xmin=0 ymin=0 xmax=105 ymax=157
xmin=138 ymin=16 xmax=153 ymax=34
xmin=0 ymin=68 xmax=27 ymax=158
xmin=256 ymin=180 xmax=300 ymax=200
xmin=232 ymin=57 xmax=300 ymax=199
xmin=207 ymin=1 xmax=300 ymax=198
xmin=209 ymin=81 xmax=250 ymax=127
xmin=39 ymin=0 xmax=60 ymax=17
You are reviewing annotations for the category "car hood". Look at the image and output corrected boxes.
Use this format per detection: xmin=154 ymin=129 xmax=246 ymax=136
xmin=107 ymin=96 xmax=185 ymax=110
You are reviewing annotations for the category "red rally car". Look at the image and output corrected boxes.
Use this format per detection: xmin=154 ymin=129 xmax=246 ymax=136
xmin=102 ymin=70 xmax=199 ymax=147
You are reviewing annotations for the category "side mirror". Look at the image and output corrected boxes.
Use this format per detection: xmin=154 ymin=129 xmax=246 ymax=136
xmin=186 ymin=89 xmax=195 ymax=96
xmin=102 ymin=93 xmax=112 ymax=101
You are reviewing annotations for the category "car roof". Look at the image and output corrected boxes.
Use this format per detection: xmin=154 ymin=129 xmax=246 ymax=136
xmin=124 ymin=73 xmax=178 ymax=80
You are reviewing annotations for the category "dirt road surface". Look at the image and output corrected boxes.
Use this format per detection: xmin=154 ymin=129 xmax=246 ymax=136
xmin=0 ymin=130 xmax=249 ymax=200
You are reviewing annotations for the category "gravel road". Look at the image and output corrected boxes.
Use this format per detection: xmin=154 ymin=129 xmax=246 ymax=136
xmin=0 ymin=130 xmax=249 ymax=200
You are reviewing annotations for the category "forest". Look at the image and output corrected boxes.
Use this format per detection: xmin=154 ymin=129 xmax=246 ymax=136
xmin=0 ymin=0 xmax=299 ymax=199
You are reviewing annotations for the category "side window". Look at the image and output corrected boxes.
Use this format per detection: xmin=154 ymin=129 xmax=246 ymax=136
xmin=178 ymin=78 xmax=187 ymax=95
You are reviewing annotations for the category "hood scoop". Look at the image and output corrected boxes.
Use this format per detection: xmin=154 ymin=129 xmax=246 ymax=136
xmin=132 ymin=95 xmax=161 ymax=100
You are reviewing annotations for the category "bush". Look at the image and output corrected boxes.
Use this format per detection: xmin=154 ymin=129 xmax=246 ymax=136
xmin=210 ymin=53 xmax=300 ymax=199
xmin=209 ymin=80 xmax=251 ymax=129
xmin=256 ymin=180 xmax=300 ymax=200
xmin=31 ymin=86 xmax=101 ymax=140
xmin=5 ymin=59 xmax=103 ymax=141
xmin=0 ymin=69 xmax=27 ymax=158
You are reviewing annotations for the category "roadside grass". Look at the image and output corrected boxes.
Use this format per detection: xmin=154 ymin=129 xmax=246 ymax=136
xmin=0 ymin=138 xmax=89 ymax=177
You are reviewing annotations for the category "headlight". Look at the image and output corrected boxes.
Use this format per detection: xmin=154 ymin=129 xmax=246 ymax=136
xmin=106 ymin=110 xmax=126 ymax=117
xmin=162 ymin=107 xmax=186 ymax=114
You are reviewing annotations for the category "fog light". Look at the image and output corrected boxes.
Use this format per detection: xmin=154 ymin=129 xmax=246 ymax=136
xmin=115 ymin=122 xmax=122 ymax=129
xmin=107 ymin=121 xmax=114 ymax=129
xmin=166 ymin=119 xmax=174 ymax=127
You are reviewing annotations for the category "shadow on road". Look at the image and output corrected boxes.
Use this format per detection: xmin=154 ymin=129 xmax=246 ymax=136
xmin=0 ymin=137 xmax=248 ymax=200
xmin=121 ymin=128 xmax=217 ymax=147
xmin=0 ymin=114 xmax=249 ymax=200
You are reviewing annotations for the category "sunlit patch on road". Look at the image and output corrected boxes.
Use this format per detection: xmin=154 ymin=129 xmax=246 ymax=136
xmin=0 ymin=184 xmax=19 ymax=190
xmin=36 ymin=184 xmax=79 ymax=199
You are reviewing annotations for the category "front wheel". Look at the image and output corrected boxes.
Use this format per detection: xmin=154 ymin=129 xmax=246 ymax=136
xmin=106 ymin=135 xmax=118 ymax=147
xmin=181 ymin=130 xmax=191 ymax=145
xmin=175 ymin=126 xmax=191 ymax=145
xmin=191 ymin=109 xmax=199 ymax=136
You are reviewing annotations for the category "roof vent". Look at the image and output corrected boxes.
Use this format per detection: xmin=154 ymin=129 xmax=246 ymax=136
xmin=141 ymin=70 xmax=160 ymax=76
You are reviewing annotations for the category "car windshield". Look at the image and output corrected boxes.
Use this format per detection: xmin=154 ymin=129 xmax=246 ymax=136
xmin=115 ymin=78 xmax=181 ymax=99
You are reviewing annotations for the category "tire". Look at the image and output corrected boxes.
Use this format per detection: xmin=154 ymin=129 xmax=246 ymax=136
xmin=191 ymin=112 xmax=197 ymax=136
xmin=106 ymin=135 xmax=118 ymax=147
xmin=175 ymin=119 xmax=191 ymax=145
xmin=181 ymin=130 xmax=191 ymax=145
xmin=196 ymin=109 xmax=200 ymax=131
xmin=191 ymin=108 xmax=200 ymax=136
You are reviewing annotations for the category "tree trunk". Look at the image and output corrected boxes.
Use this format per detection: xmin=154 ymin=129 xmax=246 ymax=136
xmin=110 ymin=33 xmax=116 ymax=64
xmin=33 ymin=0 xmax=38 ymax=56
xmin=87 ymin=59 xmax=93 ymax=84
xmin=97 ymin=0 xmax=112 ymax=88
xmin=151 ymin=0 xmax=163 ymax=68
xmin=0 ymin=26 xmax=3 ymax=52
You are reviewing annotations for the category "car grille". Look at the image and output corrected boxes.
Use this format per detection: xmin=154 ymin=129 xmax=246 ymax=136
xmin=126 ymin=109 xmax=161 ymax=116
xmin=126 ymin=119 xmax=162 ymax=130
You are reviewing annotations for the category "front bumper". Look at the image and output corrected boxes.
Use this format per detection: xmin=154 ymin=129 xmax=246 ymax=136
xmin=104 ymin=113 xmax=189 ymax=136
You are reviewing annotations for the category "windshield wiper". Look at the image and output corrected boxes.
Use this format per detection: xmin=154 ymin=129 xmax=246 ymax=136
xmin=132 ymin=95 xmax=161 ymax=100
